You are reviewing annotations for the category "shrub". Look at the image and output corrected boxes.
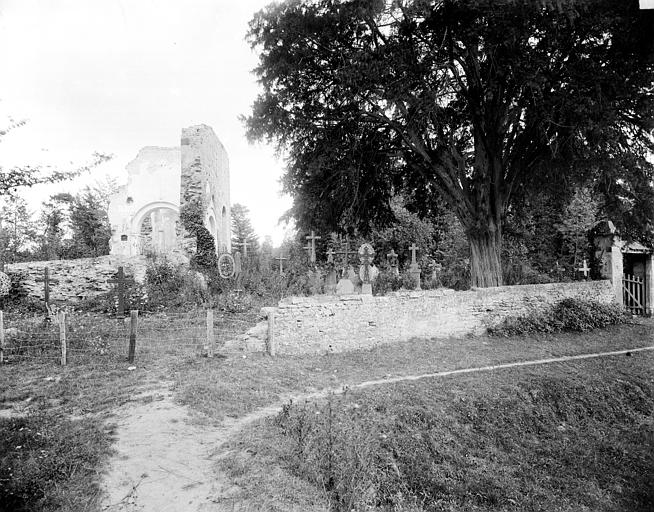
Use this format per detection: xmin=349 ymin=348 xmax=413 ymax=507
xmin=373 ymin=270 xmax=403 ymax=295
xmin=0 ymin=270 xmax=33 ymax=312
xmin=488 ymin=298 xmax=628 ymax=336
xmin=144 ymin=258 xmax=208 ymax=310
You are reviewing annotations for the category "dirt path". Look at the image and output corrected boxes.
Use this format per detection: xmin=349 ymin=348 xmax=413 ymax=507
xmin=101 ymin=345 xmax=654 ymax=511
xmin=101 ymin=385 xmax=226 ymax=512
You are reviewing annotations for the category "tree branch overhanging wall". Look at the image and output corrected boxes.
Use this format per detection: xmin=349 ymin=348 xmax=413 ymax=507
xmin=246 ymin=0 xmax=654 ymax=287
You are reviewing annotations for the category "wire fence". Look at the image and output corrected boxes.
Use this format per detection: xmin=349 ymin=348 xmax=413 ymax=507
xmin=0 ymin=309 xmax=259 ymax=366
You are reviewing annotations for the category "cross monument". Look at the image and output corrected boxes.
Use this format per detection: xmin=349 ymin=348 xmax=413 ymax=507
xmin=108 ymin=267 xmax=135 ymax=319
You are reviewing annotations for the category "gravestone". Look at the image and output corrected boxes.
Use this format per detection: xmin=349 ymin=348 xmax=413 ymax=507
xmin=218 ymin=253 xmax=236 ymax=278
xmin=336 ymin=274 xmax=355 ymax=295
xmin=386 ymin=249 xmax=399 ymax=275
xmin=336 ymin=236 xmax=355 ymax=294
xmin=358 ymin=243 xmax=375 ymax=295
xmin=325 ymin=267 xmax=338 ymax=295
xmin=408 ymin=243 xmax=421 ymax=290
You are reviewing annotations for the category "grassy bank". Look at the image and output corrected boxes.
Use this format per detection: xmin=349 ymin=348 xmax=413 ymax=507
xmin=175 ymin=320 xmax=652 ymax=422
xmin=218 ymin=351 xmax=654 ymax=511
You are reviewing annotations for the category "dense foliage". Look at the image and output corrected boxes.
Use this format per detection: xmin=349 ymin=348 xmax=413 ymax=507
xmin=246 ymin=0 xmax=654 ymax=286
xmin=488 ymin=298 xmax=627 ymax=336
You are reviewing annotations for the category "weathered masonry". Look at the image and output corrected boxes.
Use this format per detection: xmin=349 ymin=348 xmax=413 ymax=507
xmin=261 ymin=280 xmax=614 ymax=355
xmin=593 ymin=220 xmax=653 ymax=316
xmin=108 ymin=124 xmax=231 ymax=259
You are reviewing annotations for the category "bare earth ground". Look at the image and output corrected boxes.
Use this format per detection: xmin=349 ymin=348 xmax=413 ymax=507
xmin=100 ymin=326 xmax=654 ymax=512
xmin=101 ymin=384 xmax=223 ymax=512
xmin=101 ymin=386 xmax=283 ymax=512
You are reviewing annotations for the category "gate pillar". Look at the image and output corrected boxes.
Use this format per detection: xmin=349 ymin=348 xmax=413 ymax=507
xmin=592 ymin=221 xmax=623 ymax=307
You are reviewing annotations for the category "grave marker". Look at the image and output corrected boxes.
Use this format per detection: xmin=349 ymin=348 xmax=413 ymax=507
xmin=305 ymin=231 xmax=321 ymax=264
xmin=235 ymin=239 xmax=250 ymax=258
xmin=387 ymin=249 xmax=399 ymax=275
xmin=408 ymin=243 xmax=421 ymax=290
xmin=358 ymin=243 xmax=375 ymax=295
xmin=578 ymin=259 xmax=590 ymax=279
xmin=275 ymin=254 xmax=288 ymax=275
xmin=108 ymin=267 xmax=135 ymax=319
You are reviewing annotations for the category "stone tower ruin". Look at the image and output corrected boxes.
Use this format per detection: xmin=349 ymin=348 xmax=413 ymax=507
xmin=108 ymin=124 xmax=231 ymax=259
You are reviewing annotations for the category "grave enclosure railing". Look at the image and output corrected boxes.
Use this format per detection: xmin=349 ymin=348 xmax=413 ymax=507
xmin=0 ymin=309 xmax=252 ymax=366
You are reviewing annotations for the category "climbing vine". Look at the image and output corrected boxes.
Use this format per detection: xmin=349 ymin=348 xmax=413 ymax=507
xmin=179 ymin=199 xmax=218 ymax=271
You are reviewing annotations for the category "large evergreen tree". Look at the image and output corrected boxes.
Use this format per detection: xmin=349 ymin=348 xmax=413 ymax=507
xmin=245 ymin=0 xmax=654 ymax=287
xmin=231 ymin=203 xmax=260 ymax=255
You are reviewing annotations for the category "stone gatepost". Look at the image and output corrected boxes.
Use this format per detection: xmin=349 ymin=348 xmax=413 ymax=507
xmin=646 ymin=255 xmax=654 ymax=316
xmin=592 ymin=220 xmax=623 ymax=306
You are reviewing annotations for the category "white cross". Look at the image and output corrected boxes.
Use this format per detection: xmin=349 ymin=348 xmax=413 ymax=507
xmin=578 ymin=259 xmax=590 ymax=278
xmin=409 ymin=243 xmax=419 ymax=265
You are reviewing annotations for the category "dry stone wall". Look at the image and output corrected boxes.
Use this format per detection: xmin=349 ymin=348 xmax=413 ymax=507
xmin=6 ymin=256 xmax=149 ymax=303
xmin=266 ymin=281 xmax=614 ymax=355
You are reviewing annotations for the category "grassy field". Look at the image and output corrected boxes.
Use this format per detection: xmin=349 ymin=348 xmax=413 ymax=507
xmin=174 ymin=320 xmax=653 ymax=421
xmin=218 ymin=351 xmax=654 ymax=512
xmin=0 ymin=311 xmax=214 ymax=512
xmin=1 ymin=313 xmax=652 ymax=512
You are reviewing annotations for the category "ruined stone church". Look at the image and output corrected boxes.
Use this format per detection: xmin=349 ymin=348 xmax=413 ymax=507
xmin=108 ymin=124 xmax=231 ymax=258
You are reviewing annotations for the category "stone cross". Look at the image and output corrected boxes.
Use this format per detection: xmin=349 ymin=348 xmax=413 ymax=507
xmin=578 ymin=259 xmax=590 ymax=279
xmin=275 ymin=254 xmax=288 ymax=275
xmin=387 ymin=248 xmax=398 ymax=265
xmin=305 ymin=231 xmax=321 ymax=264
xmin=35 ymin=267 xmax=59 ymax=313
xmin=336 ymin=236 xmax=353 ymax=274
xmin=107 ymin=266 xmax=135 ymax=319
xmin=236 ymin=239 xmax=250 ymax=258
xmin=358 ymin=244 xmax=375 ymax=284
xmin=326 ymin=248 xmax=335 ymax=263
xmin=409 ymin=243 xmax=419 ymax=265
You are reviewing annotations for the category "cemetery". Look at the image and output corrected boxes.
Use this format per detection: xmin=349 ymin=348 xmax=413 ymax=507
xmin=1 ymin=1 xmax=654 ymax=512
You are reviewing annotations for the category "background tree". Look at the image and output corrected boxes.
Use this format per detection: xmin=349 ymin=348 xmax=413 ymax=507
xmin=0 ymin=196 xmax=36 ymax=263
xmin=36 ymin=196 xmax=69 ymax=260
xmin=231 ymin=203 xmax=260 ymax=256
xmin=246 ymin=0 xmax=654 ymax=287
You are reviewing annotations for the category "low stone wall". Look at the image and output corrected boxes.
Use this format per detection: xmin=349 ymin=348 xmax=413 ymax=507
xmin=265 ymin=280 xmax=614 ymax=355
xmin=5 ymin=256 xmax=150 ymax=303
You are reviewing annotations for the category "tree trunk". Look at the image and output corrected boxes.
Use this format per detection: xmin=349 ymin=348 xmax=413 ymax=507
xmin=468 ymin=224 xmax=503 ymax=288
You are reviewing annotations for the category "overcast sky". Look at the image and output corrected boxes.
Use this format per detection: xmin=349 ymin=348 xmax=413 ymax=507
xmin=0 ymin=0 xmax=294 ymax=244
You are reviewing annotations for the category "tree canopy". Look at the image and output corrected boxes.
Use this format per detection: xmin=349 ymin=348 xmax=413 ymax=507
xmin=246 ymin=0 xmax=654 ymax=287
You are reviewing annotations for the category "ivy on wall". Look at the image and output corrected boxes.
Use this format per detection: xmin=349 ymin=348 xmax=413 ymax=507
xmin=179 ymin=199 xmax=218 ymax=271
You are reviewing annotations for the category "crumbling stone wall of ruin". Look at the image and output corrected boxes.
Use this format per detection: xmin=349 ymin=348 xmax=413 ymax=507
xmin=6 ymin=256 xmax=148 ymax=303
xmin=181 ymin=125 xmax=231 ymax=253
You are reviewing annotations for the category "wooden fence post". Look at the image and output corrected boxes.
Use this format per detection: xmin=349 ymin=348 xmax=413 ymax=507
xmin=205 ymin=309 xmax=215 ymax=358
xmin=0 ymin=311 xmax=4 ymax=364
xmin=59 ymin=311 xmax=67 ymax=366
xmin=262 ymin=307 xmax=276 ymax=357
xmin=128 ymin=310 xmax=138 ymax=363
